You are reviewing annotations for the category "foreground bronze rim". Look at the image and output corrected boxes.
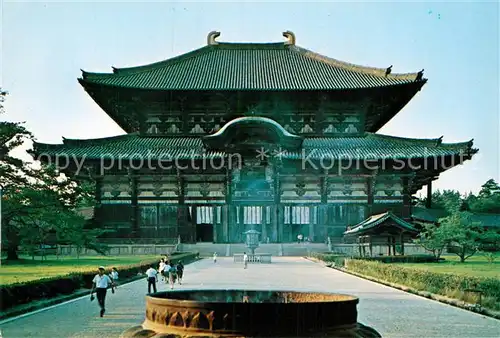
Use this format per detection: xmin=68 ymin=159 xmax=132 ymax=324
xmin=121 ymin=290 xmax=382 ymax=338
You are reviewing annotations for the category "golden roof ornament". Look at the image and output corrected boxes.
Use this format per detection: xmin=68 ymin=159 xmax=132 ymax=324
xmin=207 ymin=31 xmax=220 ymax=45
xmin=283 ymin=31 xmax=296 ymax=45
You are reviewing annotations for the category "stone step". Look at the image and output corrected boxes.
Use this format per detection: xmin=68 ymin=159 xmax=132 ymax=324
xmin=178 ymin=243 xmax=329 ymax=257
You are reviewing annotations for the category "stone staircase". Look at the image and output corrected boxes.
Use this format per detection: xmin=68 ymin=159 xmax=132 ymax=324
xmin=177 ymin=242 xmax=329 ymax=257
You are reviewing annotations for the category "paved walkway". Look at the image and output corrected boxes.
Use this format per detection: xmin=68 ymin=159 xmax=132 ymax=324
xmin=1 ymin=257 xmax=499 ymax=337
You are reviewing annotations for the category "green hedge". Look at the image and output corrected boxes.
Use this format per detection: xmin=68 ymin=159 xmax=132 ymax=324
xmin=0 ymin=252 xmax=198 ymax=311
xmin=345 ymin=259 xmax=500 ymax=309
xmin=309 ymin=253 xmax=346 ymax=267
xmin=308 ymin=253 xmax=437 ymax=265
xmin=356 ymin=255 xmax=438 ymax=263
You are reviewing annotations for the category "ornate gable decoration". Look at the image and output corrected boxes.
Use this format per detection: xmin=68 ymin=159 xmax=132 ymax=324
xmin=202 ymin=117 xmax=303 ymax=151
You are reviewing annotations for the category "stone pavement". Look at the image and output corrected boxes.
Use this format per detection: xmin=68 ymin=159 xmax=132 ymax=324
xmin=1 ymin=257 xmax=499 ymax=338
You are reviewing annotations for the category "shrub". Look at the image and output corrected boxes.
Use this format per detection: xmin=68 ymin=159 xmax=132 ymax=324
xmin=0 ymin=252 xmax=198 ymax=311
xmin=309 ymin=253 xmax=346 ymax=267
xmin=356 ymin=255 xmax=438 ymax=263
xmin=344 ymin=259 xmax=500 ymax=310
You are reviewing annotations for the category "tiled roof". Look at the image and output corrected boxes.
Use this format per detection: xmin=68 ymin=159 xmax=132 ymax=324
xmin=344 ymin=212 xmax=418 ymax=236
xmin=32 ymin=132 xmax=473 ymax=161
xmin=80 ymin=42 xmax=425 ymax=91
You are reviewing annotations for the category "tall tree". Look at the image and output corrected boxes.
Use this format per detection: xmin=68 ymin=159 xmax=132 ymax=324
xmin=1 ymin=88 xmax=97 ymax=260
xmin=469 ymin=179 xmax=500 ymax=213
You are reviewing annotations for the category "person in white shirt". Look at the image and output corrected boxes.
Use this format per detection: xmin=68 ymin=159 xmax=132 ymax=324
xmin=243 ymin=252 xmax=248 ymax=269
xmin=158 ymin=259 xmax=166 ymax=282
xmin=213 ymin=252 xmax=217 ymax=263
xmin=146 ymin=265 xmax=158 ymax=293
xmin=90 ymin=266 xmax=115 ymax=317
xmin=110 ymin=267 xmax=119 ymax=288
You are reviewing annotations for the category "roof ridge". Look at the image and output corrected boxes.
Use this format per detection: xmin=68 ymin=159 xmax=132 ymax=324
xmin=62 ymin=133 xmax=138 ymax=146
xmin=82 ymin=45 xmax=214 ymax=79
xmin=292 ymin=45 xmax=423 ymax=81
xmin=368 ymin=133 xmax=443 ymax=145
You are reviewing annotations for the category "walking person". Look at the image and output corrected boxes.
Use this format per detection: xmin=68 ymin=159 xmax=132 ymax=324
xmin=110 ymin=267 xmax=119 ymax=288
xmin=146 ymin=265 xmax=158 ymax=294
xmin=163 ymin=260 xmax=171 ymax=284
xmin=158 ymin=259 xmax=166 ymax=282
xmin=243 ymin=252 xmax=248 ymax=269
xmin=167 ymin=263 xmax=177 ymax=289
xmin=90 ymin=266 xmax=115 ymax=317
xmin=176 ymin=261 xmax=184 ymax=285
xmin=213 ymin=252 xmax=217 ymax=263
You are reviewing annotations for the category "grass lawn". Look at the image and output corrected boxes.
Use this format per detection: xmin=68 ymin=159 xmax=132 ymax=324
xmin=0 ymin=255 xmax=159 ymax=286
xmin=392 ymin=253 xmax=500 ymax=279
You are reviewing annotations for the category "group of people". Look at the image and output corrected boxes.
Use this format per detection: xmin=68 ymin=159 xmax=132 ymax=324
xmin=297 ymin=234 xmax=311 ymax=243
xmin=89 ymin=257 xmax=186 ymax=318
xmin=146 ymin=257 xmax=184 ymax=293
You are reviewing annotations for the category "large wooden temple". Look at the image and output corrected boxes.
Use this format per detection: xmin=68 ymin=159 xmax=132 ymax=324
xmin=33 ymin=31 xmax=477 ymax=244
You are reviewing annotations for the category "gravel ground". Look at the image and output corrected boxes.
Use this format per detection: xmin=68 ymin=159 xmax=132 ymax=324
xmin=1 ymin=257 xmax=499 ymax=338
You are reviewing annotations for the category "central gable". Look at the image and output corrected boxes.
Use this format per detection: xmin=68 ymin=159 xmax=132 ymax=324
xmin=202 ymin=117 xmax=303 ymax=151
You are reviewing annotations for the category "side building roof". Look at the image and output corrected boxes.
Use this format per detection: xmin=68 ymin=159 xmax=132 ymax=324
xmin=344 ymin=212 xmax=419 ymax=236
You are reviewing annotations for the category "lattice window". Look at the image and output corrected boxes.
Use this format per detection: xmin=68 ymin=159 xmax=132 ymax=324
xmin=266 ymin=206 xmax=271 ymax=224
xmin=197 ymin=206 xmax=213 ymax=224
xmin=243 ymin=206 xmax=262 ymax=224
xmin=284 ymin=206 xmax=310 ymax=224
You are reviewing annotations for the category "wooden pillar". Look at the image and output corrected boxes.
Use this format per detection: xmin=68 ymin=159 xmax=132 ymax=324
xmin=387 ymin=237 xmax=391 ymax=256
xmin=94 ymin=177 xmax=102 ymax=224
xmin=222 ymin=205 xmax=229 ymax=243
xmin=212 ymin=206 xmax=217 ymax=243
xmin=261 ymin=206 xmax=267 ymax=243
xmin=129 ymin=173 xmax=139 ymax=238
xmin=369 ymin=236 xmax=373 ymax=257
xmin=320 ymin=176 xmax=329 ymax=242
xmin=426 ymin=181 xmax=432 ymax=208
xmin=191 ymin=205 xmax=197 ymax=243
xmin=273 ymin=170 xmax=282 ymax=243
xmin=224 ymin=167 xmax=233 ymax=243
xmin=177 ymin=174 xmax=190 ymax=242
xmin=366 ymin=177 xmax=374 ymax=218
xmin=392 ymin=237 xmax=397 ymax=256
xmin=308 ymin=205 xmax=314 ymax=241
xmin=401 ymin=177 xmax=411 ymax=219
xmin=400 ymin=231 xmax=405 ymax=256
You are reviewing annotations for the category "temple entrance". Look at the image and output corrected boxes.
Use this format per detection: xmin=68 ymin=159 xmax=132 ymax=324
xmin=233 ymin=205 xmax=273 ymax=243
xmin=196 ymin=223 xmax=213 ymax=242
xmin=192 ymin=205 xmax=223 ymax=243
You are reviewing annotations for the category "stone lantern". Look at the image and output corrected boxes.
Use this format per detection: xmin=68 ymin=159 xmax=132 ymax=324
xmin=244 ymin=229 xmax=260 ymax=255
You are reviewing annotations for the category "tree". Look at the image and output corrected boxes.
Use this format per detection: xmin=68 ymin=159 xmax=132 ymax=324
xmin=440 ymin=211 xmax=482 ymax=263
xmin=1 ymin=88 xmax=97 ymax=260
xmin=468 ymin=179 xmax=500 ymax=213
xmin=422 ymin=189 xmax=462 ymax=211
xmin=414 ymin=221 xmax=453 ymax=260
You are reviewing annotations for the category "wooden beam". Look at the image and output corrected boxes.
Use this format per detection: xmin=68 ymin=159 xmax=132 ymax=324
xmin=426 ymin=181 xmax=432 ymax=208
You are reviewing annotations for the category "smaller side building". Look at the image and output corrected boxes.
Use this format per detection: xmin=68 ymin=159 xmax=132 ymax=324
xmin=344 ymin=212 xmax=419 ymax=256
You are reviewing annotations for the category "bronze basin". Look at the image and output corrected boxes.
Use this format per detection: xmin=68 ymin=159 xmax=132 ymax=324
xmin=121 ymin=289 xmax=381 ymax=337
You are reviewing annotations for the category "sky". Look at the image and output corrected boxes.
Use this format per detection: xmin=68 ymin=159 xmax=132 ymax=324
xmin=1 ymin=0 xmax=499 ymax=195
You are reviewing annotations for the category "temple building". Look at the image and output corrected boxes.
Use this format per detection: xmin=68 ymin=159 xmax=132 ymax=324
xmin=33 ymin=31 xmax=477 ymax=244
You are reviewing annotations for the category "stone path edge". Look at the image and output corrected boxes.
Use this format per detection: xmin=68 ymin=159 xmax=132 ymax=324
xmin=0 ymin=258 xmax=202 ymax=322
xmin=304 ymin=256 xmax=500 ymax=321
xmin=0 ymin=274 xmax=145 ymax=322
